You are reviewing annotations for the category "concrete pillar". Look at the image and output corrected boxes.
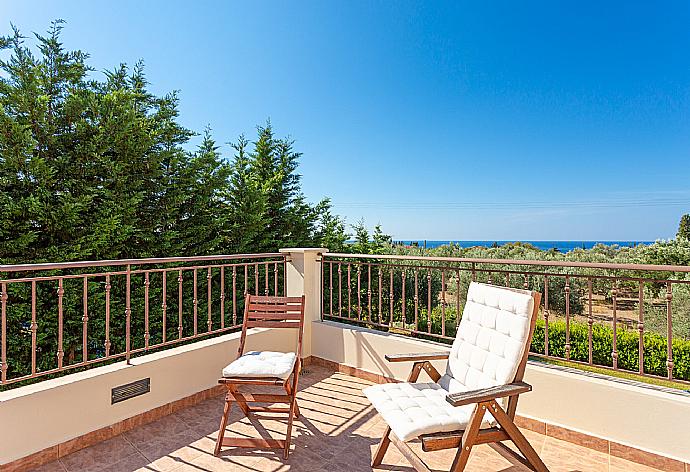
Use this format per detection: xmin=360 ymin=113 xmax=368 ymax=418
xmin=279 ymin=248 xmax=327 ymax=359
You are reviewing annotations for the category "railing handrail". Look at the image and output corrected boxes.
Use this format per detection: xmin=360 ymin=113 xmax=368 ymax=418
xmin=0 ymin=252 xmax=289 ymax=387
xmin=0 ymin=253 xmax=285 ymax=273
xmin=321 ymin=251 xmax=690 ymax=385
xmin=323 ymin=252 xmax=690 ymax=273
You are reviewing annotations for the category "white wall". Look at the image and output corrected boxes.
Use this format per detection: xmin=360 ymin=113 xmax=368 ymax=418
xmin=311 ymin=320 xmax=690 ymax=463
xmin=0 ymin=328 xmax=297 ymax=464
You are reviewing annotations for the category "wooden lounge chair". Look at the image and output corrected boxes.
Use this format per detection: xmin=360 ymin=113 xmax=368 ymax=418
xmin=214 ymin=294 xmax=305 ymax=459
xmin=364 ymin=282 xmax=549 ymax=472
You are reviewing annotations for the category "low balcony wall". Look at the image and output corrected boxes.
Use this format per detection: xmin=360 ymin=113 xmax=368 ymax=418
xmin=311 ymin=319 xmax=690 ymax=464
xmin=0 ymin=327 xmax=297 ymax=465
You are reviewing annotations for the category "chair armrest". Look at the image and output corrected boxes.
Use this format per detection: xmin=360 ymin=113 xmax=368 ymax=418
xmin=445 ymin=382 xmax=532 ymax=407
xmin=385 ymin=352 xmax=450 ymax=362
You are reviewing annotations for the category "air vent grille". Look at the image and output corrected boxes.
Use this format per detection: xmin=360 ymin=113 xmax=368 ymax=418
xmin=112 ymin=378 xmax=150 ymax=404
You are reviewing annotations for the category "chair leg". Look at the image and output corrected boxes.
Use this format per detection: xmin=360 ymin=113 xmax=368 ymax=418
xmin=214 ymin=395 xmax=232 ymax=456
xmin=228 ymin=384 xmax=250 ymax=417
xmin=284 ymin=382 xmax=300 ymax=418
xmin=283 ymin=396 xmax=297 ymax=459
xmin=449 ymin=403 xmax=485 ymax=472
xmin=488 ymin=401 xmax=549 ymax=472
xmin=372 ymin=426 xmax=392 ymax=467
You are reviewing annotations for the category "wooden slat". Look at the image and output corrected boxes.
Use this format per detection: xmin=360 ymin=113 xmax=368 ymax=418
xmin=248 ymin=406 xmax=291 ymax=413
xmin=446 ymin=382 xmax=532 ymax=407
xmin=421 ymin=361 xmax=442 ymax=382
xmin=221 ymin=437 xmax=286 ymax=449
xmin=248 ymin=303 xmax=302 ymax=312
xmin=385 ymin=351 xmax=449 ymax=362
xmin=229 ymin=393 xmax=291 ymax=403
xmin=420 ymin=431 xmax=463 ymax=452
xmin=475 ymin=428 xmax=510 ymax=445
xmin=420 ymin=427 xmax=510 ymax=452
xmin=247 ymin=312 xmax=302 ymax=320
xmin=218 ymin=377 xmax=285 ymax=386
xmin=250 ymin=295 xmax=303 ymax=303
xmin=246 ymin=320 xmax=301 ymax=329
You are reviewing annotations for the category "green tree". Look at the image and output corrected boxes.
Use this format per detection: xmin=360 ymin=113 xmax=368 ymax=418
xmin=677 ymin=214 xmax=690 ymax=240
xmin=314 ymin=204 xmax=349 ymax=252
xmin=225 ymin=135 xmax=269 ymax=252
xmin=372 ymin=224 xmax=392 ymax=254
xmin=167 ymin=127 xmax=231 ymax=255
xmin=350 ymin=219 xmax=371 ymax=253
xmin=0 ymin=21 xmax=356 ymax=382
xmin=241 ymin=122 xmax=330 ymax=251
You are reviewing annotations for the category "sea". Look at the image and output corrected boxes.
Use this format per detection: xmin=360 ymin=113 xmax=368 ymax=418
xmin=395 ymin=240 xmax=654 ymax=253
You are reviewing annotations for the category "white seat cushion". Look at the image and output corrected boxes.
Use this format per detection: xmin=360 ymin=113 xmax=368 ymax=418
xmin=222 ymin=351 xmax=296 ymax=379
xmin=363 ymin=382 xmax=490 ymax=442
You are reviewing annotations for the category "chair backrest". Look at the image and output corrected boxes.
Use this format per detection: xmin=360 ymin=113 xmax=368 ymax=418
xmin=440 ymin=282 xmax=540 ymax=397
xmin=237 ymin=294 xmax=306 ymax=358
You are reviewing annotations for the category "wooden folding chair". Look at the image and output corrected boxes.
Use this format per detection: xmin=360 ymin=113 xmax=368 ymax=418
xmin=214 ymin=294 xmax=305 ymax=460
xmin=364 ymin=282 xmax=549 ymax=472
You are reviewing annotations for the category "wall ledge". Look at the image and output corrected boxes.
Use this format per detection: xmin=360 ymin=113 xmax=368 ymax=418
xmin=0 ymin=328 xmax=273 ymax=403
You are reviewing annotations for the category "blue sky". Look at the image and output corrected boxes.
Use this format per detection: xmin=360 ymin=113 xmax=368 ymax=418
xmin=3 ymin=1 xmax=689 ymax=241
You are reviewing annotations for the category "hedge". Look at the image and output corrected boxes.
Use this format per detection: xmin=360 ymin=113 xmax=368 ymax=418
xmin=531 ymin=319 xmax=690 ymax=381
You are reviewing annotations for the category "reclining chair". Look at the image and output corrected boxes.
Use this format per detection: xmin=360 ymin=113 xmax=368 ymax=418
xmin=364 ymin=282 xmax=549 ymax=472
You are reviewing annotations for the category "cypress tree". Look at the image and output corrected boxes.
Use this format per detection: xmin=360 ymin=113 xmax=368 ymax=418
xmin=677 ymin=214 xmax=690 ymax=240
xmin=225 ymin=135 xmax=268 ymax=253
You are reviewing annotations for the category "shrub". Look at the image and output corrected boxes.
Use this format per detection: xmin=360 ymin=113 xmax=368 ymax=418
xmin=531 ymin=319 xmax=690 ymax=381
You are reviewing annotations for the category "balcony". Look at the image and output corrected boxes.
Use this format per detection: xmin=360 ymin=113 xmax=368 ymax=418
xmin=1 ymin=249 xmax=690 ymax=472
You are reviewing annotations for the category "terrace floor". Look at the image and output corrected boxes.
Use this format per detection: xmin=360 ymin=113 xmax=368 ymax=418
xmin=34 ymin=365 xmax=661 ymax=472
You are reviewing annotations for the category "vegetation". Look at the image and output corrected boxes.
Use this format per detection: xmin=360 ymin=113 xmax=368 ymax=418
xmin=0 ymin=21 xmax=349 ymax=266
xmin=0 ymin=22 xmax=352 ymax=384
xmin=2 ymin=22 xmax=690 ymax=390
xmin=677 ymin=214 xmax=690 ymax=240
xmin=531 ymin=318 xmax=690 ymax=381
xmin=325 ymin=238 xmax=690 ymax=388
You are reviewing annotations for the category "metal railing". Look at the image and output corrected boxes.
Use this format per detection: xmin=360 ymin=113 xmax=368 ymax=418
xmin=320 ymin=253 xmax=690 ymax=385
xmin=0 ymin=253 xmax=287 ymax=387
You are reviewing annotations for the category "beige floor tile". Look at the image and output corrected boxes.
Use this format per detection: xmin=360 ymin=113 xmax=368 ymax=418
xmin=125 ymin=416 xmax=190 ymax=448
xmin=540 ymin=436 xmax=609 ymax=472
xmin=610 ymin=455 xmax=668 ymax=472
xmin=29 ymin=460 xmax=68 ymax=472
xmin=60 ymin=436 xmax=139 ymax=472
xmin=136 ymin=430 xmax=206 ymax=471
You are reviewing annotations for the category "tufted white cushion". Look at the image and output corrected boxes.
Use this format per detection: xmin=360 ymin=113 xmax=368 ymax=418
xmin=364 ymin=282 xmax=534 ymax=442
xmin=364 ymin=382 xmax=492 ymax=441
xmin=222 ymin=351 xmax=297 ymax=379
xmin=445 ymin=282 xmax=533 ymax=391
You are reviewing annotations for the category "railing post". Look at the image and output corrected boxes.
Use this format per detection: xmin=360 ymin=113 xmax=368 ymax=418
xmin=105 ymin=275 xmax=111 ymax=357
xmin=280 ymin=248 xmax=327 ymax=360
xmin=611 ymin=279 xmax=618 ymax=370
xmin=144 ymin=272 xmax=150 ymax=350
xmin=564 ymin=275 xmax=571 ymax=361
xmin=666 ymin=282 xmax=674 ymax=380
xmin=57 ymin=278 xmax=64 ymax=369
xmin=83 ymin=276 xmax=90 ymax=360
xmin=1 ymin=281 xmax=7 ymax=383
xmin=125 ymin=264 xmax=131 ymax=364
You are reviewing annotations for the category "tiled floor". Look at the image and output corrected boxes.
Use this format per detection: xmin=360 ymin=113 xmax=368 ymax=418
xmin=34 ymin=366 xmax=663 ymax=472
